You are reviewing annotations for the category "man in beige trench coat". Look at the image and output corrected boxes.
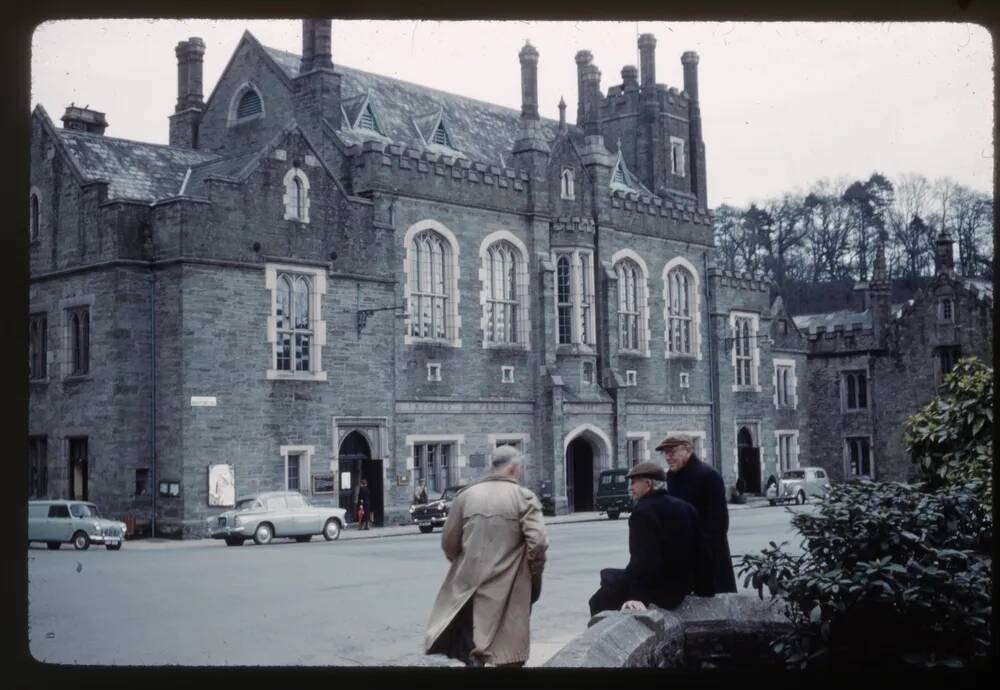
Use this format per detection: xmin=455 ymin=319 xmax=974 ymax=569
xmin=424 ymin=445 xmax=548 ymax=667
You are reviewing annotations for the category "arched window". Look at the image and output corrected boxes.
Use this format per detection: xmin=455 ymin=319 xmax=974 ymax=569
xmin=409 ymin=230 xmax=452 ymax=340
xmin=554 ymin=250 xmax=596 ymax=347
xmin=557 ymin=256 xmax=572 ymax=345
xmin=939 ymin=297 xmax=955 ymax=322
xmin=560 ymin=168 xmax=575 ymax=200
xmin=236 ymin=89 xmax=262 ymax=119
xmin=70 ymin=308 xmax=90 ymax=375
xmin=667 ymin=267 xmax=694 ymax=355
xmin=283 ymin=168 xmax=310 ymax=223
xmin=275 ymin=274 xmax=312 ymax=372
xmin=615 ymin=258 xmax=646 ymax=353
xmin=30 ymin=193 xmax=39 ymax=241
xmin=483 ymin=240 xmax=525 ymax=345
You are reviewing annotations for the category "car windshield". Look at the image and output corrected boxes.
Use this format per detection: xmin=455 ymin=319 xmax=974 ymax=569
xmin=235 ymin=499 xmax=259 ymax=511
xmin=782 ymin=471 xmax=806 ymax=479
xmin=70 ymin=503 xmax=100 ymax=518
xmin=441 ymin=488 xmax=461 ymax=501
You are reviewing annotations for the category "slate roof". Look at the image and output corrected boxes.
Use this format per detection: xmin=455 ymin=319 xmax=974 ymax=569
xmin=184 ymin=150 xmax=266 ymax=196
xmin=58 ymin=129 xmax=218 ymax=202
xmin=262 ymin=45 xmax=568 ymax=167
xmin=793 ymin=302 xmax=911 ymax=334
xmin=962 ymin=277 xmax=993 ymax=301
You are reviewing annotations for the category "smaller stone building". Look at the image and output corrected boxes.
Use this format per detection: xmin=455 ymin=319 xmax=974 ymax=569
xmin=793 ymin=233 xmax=993 ymax=482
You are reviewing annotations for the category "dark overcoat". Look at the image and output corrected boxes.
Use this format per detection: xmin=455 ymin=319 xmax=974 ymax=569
xmin=665 ymin=455 xmax=738 ymax=593
xmin=622 ymin=488 xmax=702 ymax=609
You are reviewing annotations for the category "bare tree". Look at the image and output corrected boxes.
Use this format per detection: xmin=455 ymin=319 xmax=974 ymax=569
xmin=803 ymin=179 xmax=852 ymax=283
xmin=758 ymin=194 xmax=810 ymax=290
xmin=712 ymin=204 xmax=745 ymax=273
xmin=949 ymin=186 xmax=994 ymax=277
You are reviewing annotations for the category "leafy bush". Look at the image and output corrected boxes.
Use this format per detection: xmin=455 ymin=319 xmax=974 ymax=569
xmin=904 ymin=357 xmax=993 ymax=511
xmin=738 ymin=480 xmax=991 ymax=669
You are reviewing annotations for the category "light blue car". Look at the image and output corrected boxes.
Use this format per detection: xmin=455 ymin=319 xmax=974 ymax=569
xmin=28 ymin=500 xmax=128 ymax=550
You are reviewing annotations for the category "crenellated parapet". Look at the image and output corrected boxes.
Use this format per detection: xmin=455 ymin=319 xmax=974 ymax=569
xmin=608 ymin=189 xmax=711 ymax=225
xmin=708 ymin=268 xmax=772 ymax=293
xmin=351 ymin=140 xmax=531 ymax=206
xmin=550 ymin=216 xmax=596 ymax=233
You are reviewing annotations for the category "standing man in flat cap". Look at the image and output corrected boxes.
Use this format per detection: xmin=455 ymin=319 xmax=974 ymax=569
xmin=425 ymin=445 xmax=548 ymax=667
xmin=658 ymin=433 xmax=738 ymax=594
xmin=587 ymin=462 xmax=702 ymax=615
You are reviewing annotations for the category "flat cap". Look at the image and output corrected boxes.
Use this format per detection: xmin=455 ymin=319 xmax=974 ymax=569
xmin=655 ymin=433 xmax=693 ymax=451
xmin=625 ymin=462 xmax=666 ymax=481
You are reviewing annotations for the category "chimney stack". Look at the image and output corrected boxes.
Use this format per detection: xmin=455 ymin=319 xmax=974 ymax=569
xmin=638 ymin=33 xmax=657 ymax=87
xmin=575 ymin=50 xmax=593 ymax=125
xmin=621 ymin=65 xmax=639 ymax=92
xmin=175 ymin=37 xmax=206 ymax=112
xmin=61 ymin=105 xmax=108 ymax=135
xmin=934 ymin=230 xmax=956 ymax=275
xmin=301 ymin=19 xmax=333 ymax=73
xmin=518 ymin=41 xmax=539 ymax=121
xmin=558 ymin=97 xmax=567 ymax=134
xmin=581 ymin=64 xmax=602 ymax=136
xmin=681 ymin=51 xmax=700 ymax=101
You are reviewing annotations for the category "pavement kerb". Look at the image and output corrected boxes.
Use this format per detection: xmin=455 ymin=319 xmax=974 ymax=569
xmin=84 ymin=498 xmax=776 ymax=550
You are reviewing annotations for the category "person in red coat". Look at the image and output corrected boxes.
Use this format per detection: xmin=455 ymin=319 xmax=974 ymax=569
xmin=658 ymin=434 xmax=738 ymax=594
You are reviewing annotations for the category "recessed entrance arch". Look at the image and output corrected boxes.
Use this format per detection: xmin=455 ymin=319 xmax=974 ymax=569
xmin=563 ymin=424 xmax=612 ymax=513
xmin=338 ymin=431 xmax=384 ymax=527
xmin=736 ymin=426 xmax=761 ymax=495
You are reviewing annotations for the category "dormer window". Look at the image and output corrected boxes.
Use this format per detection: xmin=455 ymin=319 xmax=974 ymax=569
xmin=355 ymin=102 xmax=383 ymax=135
xmin=611 ymin=165 xmax=626 ymax=186
xmin=432 ymin=122 xmax=450 ymax=146
xmin=560 ymin=169 xmax=575 ymax=200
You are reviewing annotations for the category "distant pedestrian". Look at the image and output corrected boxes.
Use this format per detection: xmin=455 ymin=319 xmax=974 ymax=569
xmin=587 ymin=462 xmax=702 ymax=615
xmin=357 ymin=478 xmax=371 ymax=530
xmin=425 ymin=445 xmax=548 ymax=667
xmin=414 ymin=480 xmax=428 ymax=505
xmin=659 ymin=434 xmax=737 ymax=594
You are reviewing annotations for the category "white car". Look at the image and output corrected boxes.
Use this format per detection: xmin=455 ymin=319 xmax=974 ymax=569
xmin=766 ymin=467 xmax=831 ymax=506
xmin=28 ymin=500 xmax=127 ymax=551
xmin=207 ymin=491 xmax=347 ymax=546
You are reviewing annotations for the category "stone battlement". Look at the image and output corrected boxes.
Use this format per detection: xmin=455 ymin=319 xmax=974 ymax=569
xmin=609 ymin=189 xmax=710 ymax=225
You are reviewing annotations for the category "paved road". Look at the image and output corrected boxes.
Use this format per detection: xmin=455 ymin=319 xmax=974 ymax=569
xmin=27 ymin=504 xmax=809 ymax=667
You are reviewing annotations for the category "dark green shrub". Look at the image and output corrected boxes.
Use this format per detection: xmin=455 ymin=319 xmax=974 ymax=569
xmin=905 ymin=357 xmax=993 ymax=511
xmin=738 ymin=480 xmax=991 ymax=669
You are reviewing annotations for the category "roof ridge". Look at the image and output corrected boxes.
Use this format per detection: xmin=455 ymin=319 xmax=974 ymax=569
xmin=60 ymin=129 xmax=219 ymax=158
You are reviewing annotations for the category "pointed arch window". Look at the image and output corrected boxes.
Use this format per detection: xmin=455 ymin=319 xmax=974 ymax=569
xmin=69 ymin=308 xmax=90 ymax=376
xmin=409 ymin=230 xmax=453 ymax=340
xmin=560 ymin=168 xmax=575 ymax=200
xmin=283 ymin=168 xmax=310 ymax=223
xmin=275 ymin=274 xmax=313 ymax=372
xmin=554 ymin=250 xmax=595 ymax=347
xmin=616 ymin=258 xmax=647 ymax=353
xmin=667 ymin=267 xmax=694 ymax=355
xmin=483 ymin=239 xmax=528 ymax=346
xmin=237 ymin=89 xmax=262 ymax=119
xmin=30 ymin=193 xmax=40 ymax=241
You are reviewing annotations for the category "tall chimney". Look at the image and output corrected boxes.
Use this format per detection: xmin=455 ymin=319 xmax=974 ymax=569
xmin=681 ymin=50 xmax=700 ymax=101
xmin=575 ymin=50 xmax=593 ymax=125
xmin=558 ymin=97 xmax=567 ymax=134
xmin=581 ymin=64 xmax=602 ymax=136
xmin=61 ymin=105 xmax=108 ymax=135
xmin=934 ymin=230 xmax=956 ymax=274
xmin=621 ymin=65 xmax=639 ymax=92
xmin=519 ymin=41 xmax=539 ymax=121
xmin=175 ymin=37 xmax=206 ymax=112
xmin=638 ymin=33 xmax=657 ymax=87
xmin=301 ymin=19 xmax=333 ymax=73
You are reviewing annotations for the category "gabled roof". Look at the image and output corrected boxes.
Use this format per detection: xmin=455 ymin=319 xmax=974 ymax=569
xmin=260 ymin=43 xmax=567 ymax=166
xmin=57 ymin=129 xmax=218 ymax=202
xmin=793 ymin=309 xmax=872 ymax=334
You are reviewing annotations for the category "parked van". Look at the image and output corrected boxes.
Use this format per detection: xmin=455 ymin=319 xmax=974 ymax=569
xmin=594 ymin=468 xmax=634 ymax=520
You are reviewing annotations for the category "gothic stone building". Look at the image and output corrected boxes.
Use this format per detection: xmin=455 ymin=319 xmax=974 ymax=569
xmin=28 ymin=20 xmax=808 ymax=536
xmin=792 ymin=235 xmax=993 ymax=484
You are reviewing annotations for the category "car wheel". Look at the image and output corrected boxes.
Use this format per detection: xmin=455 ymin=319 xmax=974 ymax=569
xmin=46 ymin=542 xmax=61 ymax=550
xmin=322 ymin=519 xmax=342 ymax=541
xmin=225 ymin=537 xmax=244 ymax=547
xmin=796 ymin=490 xmax=806 ymax=505
xmin=607 ymin=510 xmax=620 ymax=520
xmin=419 ymin=525 xmax=434 ymax=534
xmin=72 ymin=531 xmax=90 ymax=551
xmin=106 ymin=543 xmax=122 ymax=551
xmin=295 ymin=535 xmax=312 ymax=543
xmin=253 ymin=523 xmax=273 ymax=545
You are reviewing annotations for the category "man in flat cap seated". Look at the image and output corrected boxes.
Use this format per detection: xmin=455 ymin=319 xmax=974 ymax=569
xmin=658 ymin=433 xmax=738 ymax=594
xmin=587 ymin=462 xmax=702 ymax=615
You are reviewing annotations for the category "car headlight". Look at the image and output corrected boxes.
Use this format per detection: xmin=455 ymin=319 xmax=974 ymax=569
xmin=232 ymin=515 xmax=241 ymax=527
xmin=409 ymin=506 xmax=415 ymax=514
xmin=91 ymin=521 xmax=103 ymax=533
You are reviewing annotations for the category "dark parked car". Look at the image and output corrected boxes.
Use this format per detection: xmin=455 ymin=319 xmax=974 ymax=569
xmin=410 ymin=485 xmax=465 ymax=533
xmin=28 ymin=500 xmax=127 ymax=551
xmin=595 ymin=468 xmax=634 ymax=520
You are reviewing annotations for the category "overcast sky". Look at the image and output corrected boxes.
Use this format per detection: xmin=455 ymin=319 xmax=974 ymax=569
xmin=30 ymin=19 xmax=993 ymax=208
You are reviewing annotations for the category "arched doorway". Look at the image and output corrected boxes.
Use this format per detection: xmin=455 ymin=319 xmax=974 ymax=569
xmin=736 ymin=426 xmax=761 ymax=495
xmin=338 ymin=431 xmax=384 ymax=527
xmin=566 ymin=437 xmax=595 ymax=512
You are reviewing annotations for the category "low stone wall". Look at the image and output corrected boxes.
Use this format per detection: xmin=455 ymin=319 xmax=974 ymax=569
xmin=543 ymin=593 xmax=792 ymax=669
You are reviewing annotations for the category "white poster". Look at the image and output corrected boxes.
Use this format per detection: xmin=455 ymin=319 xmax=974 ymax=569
xmin=208 ymin=464 xmax=235 ymax=507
